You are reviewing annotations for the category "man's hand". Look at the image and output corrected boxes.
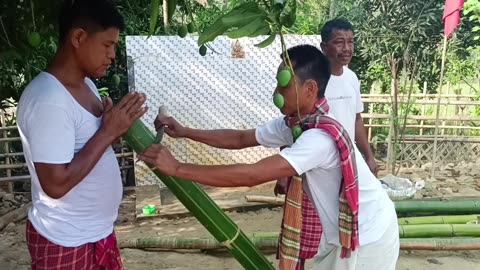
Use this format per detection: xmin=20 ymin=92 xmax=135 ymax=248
xmin=137 ymin=144 xmax=180 ymax=176
xmin=100 ymin=92 xmax=147 ymax=139
xmin=366 ymin=155 xmax=378 ymax=176
xmin=154 ymin=116 xmax=188 ymax=138
xmin=274 ymin=177 xmax=290 ymax=196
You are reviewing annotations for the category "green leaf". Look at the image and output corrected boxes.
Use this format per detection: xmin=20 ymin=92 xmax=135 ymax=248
xmin=197 ymin=18 xmax=228 ymax=46
xmin=149 ymin=0 xmax=160 ymax=36
xmin=473 ymin=26 xmax=480 ymax=32
xmin=226 ymin=18 xmax=266 ymax=39
xmin=248 ymin=24 xmax=271 ymax=38
xmin=254 ymin=32 xmax=277 ymax=48
xmin=222 ymin=12 xmax=266 ymax=28
xmin=197 ymin=2 xmax=264 ymax=46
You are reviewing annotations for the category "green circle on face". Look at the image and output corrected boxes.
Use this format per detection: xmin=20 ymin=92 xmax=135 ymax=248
xmin=273 ymin=93 xmax=284 ymax=109
xmin=178 ymin=25 xmax=188 ymax=38
xmin=277 ymin=69 xmax=291 ymax=87
xmin=199 ymin=45 xmax=207 ymax=56
xmin=292 ymin=125 xmax=302 ymax=140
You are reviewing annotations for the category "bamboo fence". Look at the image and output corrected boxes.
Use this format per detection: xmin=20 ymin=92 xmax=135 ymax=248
xmin=1 ymin=83 xmax=479 ymax=191
xmin=363 ymin=81 xmax=480 ymax=173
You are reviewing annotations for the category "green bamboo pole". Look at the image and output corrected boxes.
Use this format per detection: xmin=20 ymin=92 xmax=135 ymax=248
xmin=123 ymin=120 xmax=274 ymax=270
xmin=395 ymin=199 xmax=480 ymax=214
xmin=120 ymin=236 xmax=279 ymax=250
xmin=119 ymin=235 xmax=480 ymax=251
xmin=399 ymin=237 xmax=480 ymax=250
xmin=397 ymin=215 xmax=480 ymax=225
xmin=399 ymin=224 xmax=480 ymax=238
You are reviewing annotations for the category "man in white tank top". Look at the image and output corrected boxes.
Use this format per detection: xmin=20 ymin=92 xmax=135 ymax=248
xmin=16 ymin=0 xmax=146 ymax=268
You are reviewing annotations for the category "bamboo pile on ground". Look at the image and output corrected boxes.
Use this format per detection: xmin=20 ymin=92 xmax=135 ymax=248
xmin=124 ymin=120 xmax=480 ymax=260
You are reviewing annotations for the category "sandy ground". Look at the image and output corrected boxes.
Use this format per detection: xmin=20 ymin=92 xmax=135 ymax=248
xmin=1 ymin=161 xmax=480 ymax=270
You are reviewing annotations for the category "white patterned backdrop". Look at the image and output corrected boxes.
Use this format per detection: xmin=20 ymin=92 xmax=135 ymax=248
xmin=125 ymin=34 xmax=322 ymax=186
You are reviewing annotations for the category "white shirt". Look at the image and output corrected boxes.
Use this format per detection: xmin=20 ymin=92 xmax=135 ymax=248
xmin=325 ymin=67 xmax=363 ymax=140
xmin=255 ymin=116 xmax=395 ymax=246
xmin=17 ymin=72 xmax=122 ymax=247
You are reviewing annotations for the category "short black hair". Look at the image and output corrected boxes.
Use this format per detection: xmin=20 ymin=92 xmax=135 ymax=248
xmin=321 ymin=18 xmax=354 ymax=42
xmin=280 ymin=45 xmax=331 ymax=98
xmin=58 ymin=0 xmax=125 ymax=43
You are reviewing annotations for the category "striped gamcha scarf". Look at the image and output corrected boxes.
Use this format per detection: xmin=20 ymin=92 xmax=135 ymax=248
xmin=278 ymin=98 xmax=360 ymax=269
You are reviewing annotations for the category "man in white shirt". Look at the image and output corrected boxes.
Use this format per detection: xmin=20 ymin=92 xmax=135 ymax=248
xmin=138 ymin=44 xmax=399 ymax=270
xmin=321 ymin=18 xmax=377 ymax=174
xmin=274 ymin=19 xmax=379 ymax=268
xmin=16 ymin=0 xmax=146 ymax=268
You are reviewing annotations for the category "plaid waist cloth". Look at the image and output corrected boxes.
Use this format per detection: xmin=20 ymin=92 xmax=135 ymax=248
xmin=26 ymin=220 xmax=123 ymax=270
xmin=299 ymin=192 xmax=322 ymax=259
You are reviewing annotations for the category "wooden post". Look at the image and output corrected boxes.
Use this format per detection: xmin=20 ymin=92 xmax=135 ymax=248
xmin=420 ymin=82 xmax=427 ymax=136
xmin=386 ymin=79 xmax=395 ymax=173
xmin=367 ymin=83 xmax=375 ymax=143
xmin=432 ymin=35 xmax=448 ymax=178
xmin=0 ymin=112 xmax=13 ymax=193
xmin=441 ymin=82 xmax=450 ymax=136
xmin=454 ymin=86 xmax=462 ymax=136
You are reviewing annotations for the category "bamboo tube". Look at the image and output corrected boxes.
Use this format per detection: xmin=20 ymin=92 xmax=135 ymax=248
xmin=123 ymin=120 xmax=274 ymax=270
xmin=399 ymin=224 xmax=480 ymax=238
xmin=245 ymin=195 xmax=480 ymax=215
xmin=245 ymin=195 xmax=284 ymax=205
xmin=395 ymin=200 xmax=480 ymax=214
xmin=400 ymin=237 xmax=480 ymax=250
xmin=120 ymin=236 xmax=279 ymax=250
xmin=398 ymin=215 xmax=480 ymax=225
xmin=119 ymin=235 xmax=480 ymax=251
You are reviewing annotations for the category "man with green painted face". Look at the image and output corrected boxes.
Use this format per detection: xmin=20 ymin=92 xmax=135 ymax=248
xmin=274 ymin=19 xmax=379 ymax=268
xmin=139 ymin=44 xmax=399 ymax=270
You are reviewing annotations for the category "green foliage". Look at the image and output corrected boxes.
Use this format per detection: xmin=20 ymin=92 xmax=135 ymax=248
xmin=341 ymin=0 xmax=445 ymax=94
xmin=465 ymin=0 xmax=480 ymax=41
xmin=0 ymin=0 xmax=61 ymax=103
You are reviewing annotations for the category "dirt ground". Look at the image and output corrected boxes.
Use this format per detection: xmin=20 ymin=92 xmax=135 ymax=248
xmin=1 ymin=160 xmax=480 ymax=270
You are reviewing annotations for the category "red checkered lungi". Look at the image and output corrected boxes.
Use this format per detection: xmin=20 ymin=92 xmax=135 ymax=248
xmin=299 ymin=192 xmax=323 ymax=259
xmin=26 ymin=220 xmax=123 ymax=270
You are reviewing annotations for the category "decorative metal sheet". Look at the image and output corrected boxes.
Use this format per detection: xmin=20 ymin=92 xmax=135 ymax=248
xmin=125 ymin=35 xmax=322 ymax=186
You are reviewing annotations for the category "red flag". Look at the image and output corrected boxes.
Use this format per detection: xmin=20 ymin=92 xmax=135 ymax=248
xmin=443 ymin=0 xmax=464 ymax=37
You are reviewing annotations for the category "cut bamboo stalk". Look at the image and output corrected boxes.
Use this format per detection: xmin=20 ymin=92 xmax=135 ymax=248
xmin=397 ymin=215 xmax=480 ymax=225
xmin=395 ymin=200 xmax=480 ymax=214
xmin=399 ymin=224 xmax=480 ymax=238
xmin=246 ymin=195 xmax=480 ymax=215
xmin=400 ymin=237 xmax=480 ymax=250
xmin=119 ymin=236 xmax=279 ymax=250
xmin=123 ymin=120 xmax=274 ymax=270
xmin=245 ymin=195 xmax=284 ymax=205
xmin=119 ymin=235 xmax=480 ymax=251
